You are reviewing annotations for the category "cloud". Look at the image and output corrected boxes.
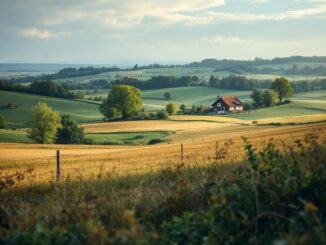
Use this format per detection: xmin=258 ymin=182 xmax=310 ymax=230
xmin=21 ymin=27 xmax=71 ymax=39
xmin=21 ymin=28 xmax=52 ymax=38
xmin=199 ymin=36 xmax=254 ymax=44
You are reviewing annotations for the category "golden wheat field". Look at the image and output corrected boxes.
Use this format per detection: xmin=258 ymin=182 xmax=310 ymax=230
xmin=1 ymin=118 xmax=325 ymax=185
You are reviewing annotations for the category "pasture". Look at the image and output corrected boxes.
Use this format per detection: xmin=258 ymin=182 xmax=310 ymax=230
xmin=53 ymin=66 xmax=326 ymax=83
xmin=0 ymin=91 xmax=102 ymax=128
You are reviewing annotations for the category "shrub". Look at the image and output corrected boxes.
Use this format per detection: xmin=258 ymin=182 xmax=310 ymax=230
xmin=0 ymin=114 xmax=5 ymax=129
xmin=148 ymin=138 xmax=165 ymax=144
xmin=156 ymin=111 xmax=168 ymax=120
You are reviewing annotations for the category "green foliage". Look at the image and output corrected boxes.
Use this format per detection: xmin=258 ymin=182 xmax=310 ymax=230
xmin=0 ymin=91 xmax=102 ymax=128
xmin=251 ymin=89 xmax=264 ymax=107
xmin=179 ymin=104 xmax=186 ymax=113
xmin=148 ymin=138 xmax=165 ymax=144
xmin=100 ymin=85 xmax=142 ymax=120
xmin=166 ymin=103 xmax=177 ymax=115
xmin=156 ymin=111 xmax=168 ymax=120
xmin=56 ymin=114 xmax=85 ymax=144
xmin=0 ymin=114 xmax=5 ymax=129
xmin=28 ymin=102 xmax=62 ymax=144
xmin=263 ymin=89 xmax=277 ymax=107
xmin=1 ymin=133 xmax=325 ymax=244
xmin=164 ymin=92 xmax=171 ymax=100
xmin=271 ymin=77 xmax=294 ymax=103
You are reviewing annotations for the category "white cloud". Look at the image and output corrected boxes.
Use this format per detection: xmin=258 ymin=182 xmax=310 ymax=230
xmin=199 ymin=36 xmax=254 ymax=44
xmin=21 ymin=28 xmax=71 ymax=39
xmin=21 ymin=28 xmax=52 ymax=38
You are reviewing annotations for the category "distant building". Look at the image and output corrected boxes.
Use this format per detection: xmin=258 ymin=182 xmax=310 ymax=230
xmin=211 ymin=96 xmax=244 ymax=113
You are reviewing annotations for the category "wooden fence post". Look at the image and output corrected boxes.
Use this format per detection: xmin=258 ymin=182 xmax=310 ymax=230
xmin=181 ymin=143 xmax=184 ymax=160
xmin=56 ymin=150 xmax=60 ymax=181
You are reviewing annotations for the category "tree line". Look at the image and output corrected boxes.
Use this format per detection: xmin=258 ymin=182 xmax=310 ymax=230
xmin=11 ymin=66 xmax=120 ymax=83
xmin=209 ymin=75 xmax=272 ymax=90
xmin=0 ymin=80 xmax=83 ymax=99
xmin=188 ymin=56 xmax=326 ymax=68
xmin=110 ymin=76 xmax=201 ymax=90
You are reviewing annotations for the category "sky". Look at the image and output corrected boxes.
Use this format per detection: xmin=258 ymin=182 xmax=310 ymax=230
xmin=0 ymin=0 xmax=325 ymax=64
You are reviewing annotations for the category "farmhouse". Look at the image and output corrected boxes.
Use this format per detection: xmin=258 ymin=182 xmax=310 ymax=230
xmin=211 ymin=96 xmax=244 ymax=113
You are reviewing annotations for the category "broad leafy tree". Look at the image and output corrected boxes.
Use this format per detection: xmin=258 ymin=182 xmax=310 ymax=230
xmin=271 ymin=77 xmax=294 ymax=103
xmin=56 ymin=114 xmax=85 ymax=144
xmin=166 ymin=103 xmax=177 ymax=115
xmin=100 ymin=85 xmax=142 ymax=120
xmin=164 ymin=92 xmax=171 ymax=100
xmin=0 ymin=114 xmax=5 ymax=129
xmin=251 ymin=89 xmax=264 ymax=107
xmin=28 ymin=102 xmax=62 ymax=144
xmin=179 ymin=104 xmax=186 ymax=113
xmin=263 ymin=89 xmax=277 ymax=107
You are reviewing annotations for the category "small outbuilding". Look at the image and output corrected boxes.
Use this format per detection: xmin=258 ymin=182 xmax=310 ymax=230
xmin=211 ymin=96 xmax=243 ymax=113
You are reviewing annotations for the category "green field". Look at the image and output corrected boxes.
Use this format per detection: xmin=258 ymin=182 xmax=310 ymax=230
xmin=1 ymin=88 xmax=325 ymax=129
xmin=86 ymin=131 xmax=172 ymax=145
xmin=0 ymin=91 xmax=102 ymax=128
xmin=54 ymin=66 xmax=326 ymax=83
xmin=81 ymin=86 xmax=252 ymax=110
xmin=0 ymin=129 xmax=34 ymax=143
xmin=226 ymin=100 xmax=326 ymax=120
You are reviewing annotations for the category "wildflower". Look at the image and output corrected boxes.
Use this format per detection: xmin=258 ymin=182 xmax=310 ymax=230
xmin=304 ymin=202 xmax=318 ymax=212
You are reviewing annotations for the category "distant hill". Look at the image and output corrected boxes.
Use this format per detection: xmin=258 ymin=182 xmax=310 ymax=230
xmin=187 ymin=56 xmax=326 ymax=68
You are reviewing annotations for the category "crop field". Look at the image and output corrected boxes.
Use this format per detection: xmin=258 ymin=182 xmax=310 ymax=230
xmin=0 ymin=91 xmax=102 ymax=128
xmin=0 ymin=122 xmax=325 ymax=186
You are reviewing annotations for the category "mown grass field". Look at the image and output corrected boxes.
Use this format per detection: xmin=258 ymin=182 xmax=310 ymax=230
xmin=0 ymin=129 xmax=34 ymax=143
xmin=0 ymin=91 xmax=102 ymax=128
xmin=85 ymin=131 xmax=172 ymax=145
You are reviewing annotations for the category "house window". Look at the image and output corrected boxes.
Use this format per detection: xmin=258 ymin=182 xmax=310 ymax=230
xmin=216 ymin=103 xmax=221 ymax=107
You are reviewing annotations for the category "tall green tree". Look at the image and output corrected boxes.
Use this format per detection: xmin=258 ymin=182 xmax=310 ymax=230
xmin=251 ymin=89 xmax=264 ymax=107
xmin=164 ymin=92 xmax=171 ymax=100
xmin=179 ymin=104 xmax=186 ymax=113
xmin=263 ymin=89 xmax=277 ymax=107
xmin=271 ymin=77 xmax=294 ymax=103
xmin=56 ymin=114 xmax=85 ymax=144
xmin=100 ymin=85 xmax=142 ymax=120
xmin=28 ymin=102 xmax=62 ymax=144
xmin=166 ymin=103 xmax=177 ymax=115
xmin=0 ymin=114 xmax=6 ymax=129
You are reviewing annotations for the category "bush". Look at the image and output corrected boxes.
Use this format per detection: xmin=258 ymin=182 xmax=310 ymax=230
xmin=156 ymin=111 xmax=168 ymax=120
xmin=148 ymin=138 xmax=165 ymax=144
xmin=0 ymin=114 xmax=6 ymax=129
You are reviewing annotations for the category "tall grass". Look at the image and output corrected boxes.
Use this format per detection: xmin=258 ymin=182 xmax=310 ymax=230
xmin=0 ymin=130 xmax=325 ymax=244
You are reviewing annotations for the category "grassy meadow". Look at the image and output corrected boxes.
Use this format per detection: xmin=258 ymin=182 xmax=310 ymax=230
xmin=0 ymin=91 xmax=102 ymax=128
xmin=53 ymin=65 xmax=326 ymax=83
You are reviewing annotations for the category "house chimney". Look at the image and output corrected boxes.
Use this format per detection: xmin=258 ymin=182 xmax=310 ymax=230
xmin=217 ymin=95 xmax=220 ymax=99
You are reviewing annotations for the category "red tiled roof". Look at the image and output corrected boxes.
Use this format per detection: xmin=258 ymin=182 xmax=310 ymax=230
xmin=212 ymin=96 xmax=243 ymax=107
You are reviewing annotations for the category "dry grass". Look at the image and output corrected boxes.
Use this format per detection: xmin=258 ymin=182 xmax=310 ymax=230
xmin=1 ymin=122 xmax=325 ymax=185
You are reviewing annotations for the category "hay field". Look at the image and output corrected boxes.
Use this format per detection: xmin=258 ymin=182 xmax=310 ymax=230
xmin=1 ymin=123 xmax=325 ymax=185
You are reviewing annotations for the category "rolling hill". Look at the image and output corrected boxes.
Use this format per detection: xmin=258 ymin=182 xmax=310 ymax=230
xmin=0 ymin=91 xmax=102 ymax=128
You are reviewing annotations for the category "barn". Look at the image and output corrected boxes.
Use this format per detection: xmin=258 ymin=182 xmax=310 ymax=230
xmin=211 ymin=96 xmax=244 ymax=113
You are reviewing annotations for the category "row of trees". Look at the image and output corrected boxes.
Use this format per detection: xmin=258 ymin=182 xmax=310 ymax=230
xmin=28 ymin=103 xmax=85 ymax=144
xmin=251 ymin=77 xmax=294 ymax=107
xmin=209 ymin=75 xmax=272 ymax=90
xmin=11 ymin=66 xmax=120 ymax=83
xmin=0 ymin=80 xmax=83 ymax=99
xmin=111 ymin=76 xmax=201 ymax=90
